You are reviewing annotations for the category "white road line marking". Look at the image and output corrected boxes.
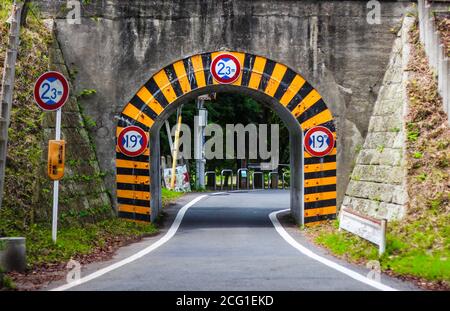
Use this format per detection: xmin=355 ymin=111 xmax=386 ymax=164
xmin=51 ymin=195 xmax=208 ymax=291
xmin=269 ymin=209 xmax=398 ymax=291
xmin=209 ymin=192 xmax=228 ymax=196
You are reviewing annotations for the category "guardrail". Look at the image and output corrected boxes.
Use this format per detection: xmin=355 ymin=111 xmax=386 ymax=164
xmin=418 ymin=0 xmax=450 ymax=121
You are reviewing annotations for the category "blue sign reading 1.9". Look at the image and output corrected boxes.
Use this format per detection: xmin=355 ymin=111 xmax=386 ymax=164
xmin=309 ymin=133 xmax=330 ymax=150
xmin=304 ymin=126 xmax=335 ymax=157
xmin=118 ymin=126 xmax=148 ymax=157
xmin=122 ymin=132 xmax=143 ymax=150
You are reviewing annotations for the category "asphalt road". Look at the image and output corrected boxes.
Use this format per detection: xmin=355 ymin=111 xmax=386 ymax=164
xmin=50 ymin=190 xmax=418 ymax=291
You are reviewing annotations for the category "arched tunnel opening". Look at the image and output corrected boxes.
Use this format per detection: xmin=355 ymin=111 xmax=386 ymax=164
xmin=116 ymin=52 xmax=337 ymax=226
xmin=149 ymin=87 xmax=304 ymax=224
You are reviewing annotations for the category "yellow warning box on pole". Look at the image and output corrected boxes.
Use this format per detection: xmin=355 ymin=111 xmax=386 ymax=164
xmin=48 ymin=140 xmax=65 ymax=180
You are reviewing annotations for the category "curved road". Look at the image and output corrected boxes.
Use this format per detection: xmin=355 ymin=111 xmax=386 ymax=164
xmin=50 ymin=191 xmax=417 ymax=291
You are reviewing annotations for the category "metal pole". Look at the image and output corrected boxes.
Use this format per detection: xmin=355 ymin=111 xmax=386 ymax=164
xmin=52 ymin=108 xmax=62 ymax=242
xmin=301 ymin=129 xmax=305 ymax=226
xmin=195 ymin=98 xmax=206 ymax=189
xmin=165 ymin=120 xmax=174 ymax=152
xmin=0 ymin=2 xmax=22 ymax=209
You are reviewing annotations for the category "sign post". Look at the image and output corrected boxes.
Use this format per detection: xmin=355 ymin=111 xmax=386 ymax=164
xmin=34 ymin=71 xmax=69 ymax=243
xmin=52 ymin=108 xmax=62 ymax=243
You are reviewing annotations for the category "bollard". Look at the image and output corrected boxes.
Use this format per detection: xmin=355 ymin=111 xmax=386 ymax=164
xmin=268 ymin=172 xmax=279 ymax=189
xmin=0 ymin=237 xmax=26 ymax=273
xmin=236 ymin=168 xmax=249 ymax=190
xmin=282 ymin=172 xmax=290 ymax=189
xmin=251 ymin=171 xmax=264 ymax=189
xmin=220 ymin=169 xmax=234 ymax=190
xmin=205 ymin=171 xmax=217 ymax=190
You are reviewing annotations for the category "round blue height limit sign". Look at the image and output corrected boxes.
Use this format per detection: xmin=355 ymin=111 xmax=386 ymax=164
xmin=34 ymin=71 xmax=70 ymax=111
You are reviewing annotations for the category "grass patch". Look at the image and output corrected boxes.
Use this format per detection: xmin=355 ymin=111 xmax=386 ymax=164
xmin=1 ymin=214 xmax=158 ymax=267
xmin=162 ymin=188 xmax=185 ymax=206
xmin=308 ymin=218 xmax=450 ymax=284
xmin=0 ymin=188 xmax=184 ymax=273
xmin=315 ymin=228 xmax=379 ymax=261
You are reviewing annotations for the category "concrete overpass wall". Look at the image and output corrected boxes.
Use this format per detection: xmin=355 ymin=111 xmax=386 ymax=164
xmin=34 ymin=0 xmax=412 ymax=207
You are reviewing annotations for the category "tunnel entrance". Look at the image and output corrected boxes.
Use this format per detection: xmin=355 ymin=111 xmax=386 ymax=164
xmin=115 ymin=52 xmax=337 ymax=226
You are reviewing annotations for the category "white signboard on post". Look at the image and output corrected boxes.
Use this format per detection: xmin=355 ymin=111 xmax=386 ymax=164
xmin=339 ymin=208 xmax=387 ymax=255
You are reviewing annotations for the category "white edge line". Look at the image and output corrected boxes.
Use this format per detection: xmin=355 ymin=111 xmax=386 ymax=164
xmin=51 ymin=194 xmax=208 ymax=291
xmin=269 ymin=209 xmax=398 ymax=291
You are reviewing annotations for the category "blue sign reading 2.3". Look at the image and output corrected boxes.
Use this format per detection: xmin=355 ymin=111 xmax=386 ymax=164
xmin=216 ymin=58 xmax=236 ymax=80
xmin=211 ymin=53 xmax=242 ymax=84
xmin=39 ymin=77 xmax=64 ymax=105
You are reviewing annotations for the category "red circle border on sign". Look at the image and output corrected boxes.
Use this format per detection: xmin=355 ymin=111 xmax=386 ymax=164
xmin=210 ymin=53 xmax=242 ymax=84
xmin=304 ymin=126 xmax=335 ymax=157
xmin=33 ymin=71 xmax=70 ymax=111
xmin=117 ymin=126 xmax=149 ymax=157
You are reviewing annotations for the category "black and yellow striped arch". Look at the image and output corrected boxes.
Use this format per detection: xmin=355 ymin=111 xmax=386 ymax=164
xmin=116 ymin=52 xmax=337 ymax=225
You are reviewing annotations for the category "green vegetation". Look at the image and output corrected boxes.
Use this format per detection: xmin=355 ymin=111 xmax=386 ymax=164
xmin=407 ymin=127 xmax=420 ymax=142
xmin=416 ymin=172 xmax=427 ymax=182
xmin=412 ymin=151 xmax=423 ymax=159
xmin=1 ymin=218 xmax=157 ymax=267
xmin=77 ymin=88 xmax=97 ymax=98
xmin=0 ymin=0 xmax=13 ymax=21
xmin=0 ymin=189 xmax=183 ymax=279
xmin=376 ymin=144 xmax=385 ymax=153
xmin=162 ymin=188 xmax=184 ymax=206
xmin=309 ymin=218 xmax=450 ymax=283
xmin=0 ymin=272 xmax=16 ymax=290
xmin=0 ymin=0 xmax=50 ymax=232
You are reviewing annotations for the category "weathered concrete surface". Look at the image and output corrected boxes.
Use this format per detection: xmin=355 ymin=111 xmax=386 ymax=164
xmin=342 ymin=16 xmax=414 ymax=220
xmin=34 ymin=0 xmax=412 ymax=208
xmin=36 ymin=22 xmax=111 ymax=222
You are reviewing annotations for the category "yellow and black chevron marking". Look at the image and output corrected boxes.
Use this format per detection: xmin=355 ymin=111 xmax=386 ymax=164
xmin=116 ymin=51 xmax=337 ymax=225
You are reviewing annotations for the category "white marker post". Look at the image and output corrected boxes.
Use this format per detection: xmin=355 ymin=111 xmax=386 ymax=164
xmin=52 ymin=108 xmax=62 ymax=243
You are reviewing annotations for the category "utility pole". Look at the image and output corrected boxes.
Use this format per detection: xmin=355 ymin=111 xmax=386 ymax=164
xmin=195 ymin=95 xmax=211 ymax=189
xmin=0 ymin=1 xmax=23 ymax=209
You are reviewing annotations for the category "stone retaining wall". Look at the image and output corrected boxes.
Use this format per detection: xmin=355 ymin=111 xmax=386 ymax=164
xmin=341 ymin=16 xmax=415 ymax=220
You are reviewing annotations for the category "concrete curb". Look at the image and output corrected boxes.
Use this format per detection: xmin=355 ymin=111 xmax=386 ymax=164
xmin=0 ymin=237 xmax=26 ymax=273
